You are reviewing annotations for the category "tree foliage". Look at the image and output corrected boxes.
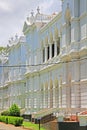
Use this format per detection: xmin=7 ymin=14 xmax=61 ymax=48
xmin=0 ymin=47 xmax=6 ymax=51
xmin=9 ymin=104 xmax=20 ymax=117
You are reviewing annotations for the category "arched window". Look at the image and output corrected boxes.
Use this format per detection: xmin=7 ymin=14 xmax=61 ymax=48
xmin=54 ymin=27 xmax=60 ymax=56
xmin=52 ymin=43 xmax=54 ymax=57
xmin=47 ymin=46 xmax=49 ymax=60
xmin=57 ymin=37 xmax=60 ymax=55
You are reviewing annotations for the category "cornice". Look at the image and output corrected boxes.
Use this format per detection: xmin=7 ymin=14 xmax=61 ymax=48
xmin=80 ymin=79 xmax=87 ymax=84
xmin=60 ymin=53 xmax=71 ymax=62
xmin=71 ymin=17 xmax=80 ymax=22
xmin=69 ymin=50 xmax=79 ymax=59
xmin=80 ymin=37 xmax=87 ymax=44
xmin=79 ymin=47 xmax=87 ymax=58
xmin=25 ymin=59 xmax=62 ymax=77
xmin=71 ymin=80 xmax=80 ymax=85
xmin=25 ymin=69 xmax=39 ymax=78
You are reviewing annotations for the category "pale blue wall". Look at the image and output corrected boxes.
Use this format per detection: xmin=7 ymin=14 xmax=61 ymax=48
xmin=8 ymin=41 xmax=26 ymax=80
xmin=26 ymin=27 xmax=39 ymax=51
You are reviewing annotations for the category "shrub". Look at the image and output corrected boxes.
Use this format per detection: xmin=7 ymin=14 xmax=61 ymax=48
xmin=8 ymin=116 xmax=23 ymax=126
xmin=1 ymin=110 xmax=10 ymax=116
xmin=0 ymin=116 xmax=23 ymax=126
xmin=9 ymin=104 xmax=20 ymax=117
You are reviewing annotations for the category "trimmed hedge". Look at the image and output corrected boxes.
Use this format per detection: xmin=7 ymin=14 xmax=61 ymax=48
xmin=0 ymin=116 xmax=8 ymax=124
xmin=0 ymin=116 xmax=23 ymax=126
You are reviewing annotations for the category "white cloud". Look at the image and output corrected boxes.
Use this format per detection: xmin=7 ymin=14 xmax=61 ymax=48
xmin=0 ymin=0 xmax=61 ymax=47
xmin=39 ymin=0 xmax=54 ymax=13
xmin=39 ymin=0 xmax=61 ymax=14
xmin=0 ymin=1 xmax=12 ymax=12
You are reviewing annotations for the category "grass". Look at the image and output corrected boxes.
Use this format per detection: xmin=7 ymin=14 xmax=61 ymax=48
xmin=23 ymin=121 xmax=46 ymax=130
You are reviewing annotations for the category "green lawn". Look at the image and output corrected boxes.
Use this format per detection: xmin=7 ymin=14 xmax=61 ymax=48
xmin=23 ymin=121 xmax=46 ymax=130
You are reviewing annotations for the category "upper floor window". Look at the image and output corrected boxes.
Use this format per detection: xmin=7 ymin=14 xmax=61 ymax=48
xmin=47 ymin=46 xmax=49 ymax=60
xmin=52 ymin=43 xmax=54 ymax=57
xmin=57 ymin=37 xmax=60 ymax=55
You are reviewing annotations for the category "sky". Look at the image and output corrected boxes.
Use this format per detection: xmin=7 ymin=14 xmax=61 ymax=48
xmin=0 ymin=0 xmax=61 ymax=47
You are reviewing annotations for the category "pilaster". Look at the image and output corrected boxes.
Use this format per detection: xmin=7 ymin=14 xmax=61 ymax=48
xmin=71 ymin=17 xmax=80 ymax=43
xmin=49 ymin=43 xmax=52 ymax=59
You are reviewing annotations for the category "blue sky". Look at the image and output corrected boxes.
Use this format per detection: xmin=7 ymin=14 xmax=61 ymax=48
xmin=0 ymin=0 xmax=61 ymax=47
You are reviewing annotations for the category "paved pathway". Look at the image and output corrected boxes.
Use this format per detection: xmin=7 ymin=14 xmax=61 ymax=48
xmin=0 ymin=122 xmax=32 ymax=130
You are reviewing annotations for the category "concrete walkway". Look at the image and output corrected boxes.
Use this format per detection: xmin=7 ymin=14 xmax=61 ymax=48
xmin=0 ymin=122 xmax=32 ymax=130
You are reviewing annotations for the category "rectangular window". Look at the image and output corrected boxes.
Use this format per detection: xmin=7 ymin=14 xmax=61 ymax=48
xmin=57 ymin=39 xmax=60 ymax=55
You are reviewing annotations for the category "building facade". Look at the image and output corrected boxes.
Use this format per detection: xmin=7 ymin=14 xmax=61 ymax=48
xmin=0 ymin=0 xmax=87 ymax=117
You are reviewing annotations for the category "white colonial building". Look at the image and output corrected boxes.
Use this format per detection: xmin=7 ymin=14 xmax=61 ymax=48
xmin=0 ymin=0 xmax=87 ymax=118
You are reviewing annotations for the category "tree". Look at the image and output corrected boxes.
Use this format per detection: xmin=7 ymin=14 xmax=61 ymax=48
xmin=9 ymin=104 xmax=20 ymax=117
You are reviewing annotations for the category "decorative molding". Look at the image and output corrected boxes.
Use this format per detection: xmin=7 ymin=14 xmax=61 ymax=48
xmin=79 ymin=12 xmax=87 ymax=20
xmin=71 ymin=17 xmax=80 ymax=22
xmin=80 ymin=79 xmax=87 ymax=84
xmin=69 ymin=50 xmax=79 ymax=59
xmin=79 ymin=47 xmax=87 ymax=57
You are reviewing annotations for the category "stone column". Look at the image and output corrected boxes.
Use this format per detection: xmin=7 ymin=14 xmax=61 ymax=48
xmin=48 ymin=86 xmax=50 ymax=108
xmin=45 ymin=45 xmax=48 ymax=62
xmin=49 ymin=43 xmax=52 ymax=59
xmin=54 ymin=40 xmax=58 ymax=57
xmin=59 ymin=77 xmax=62 ymax=108
xmin=43 ymin=86 xmax=46 ymax=108
xmin=53 ymin=85 xmax=56 ymax=108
